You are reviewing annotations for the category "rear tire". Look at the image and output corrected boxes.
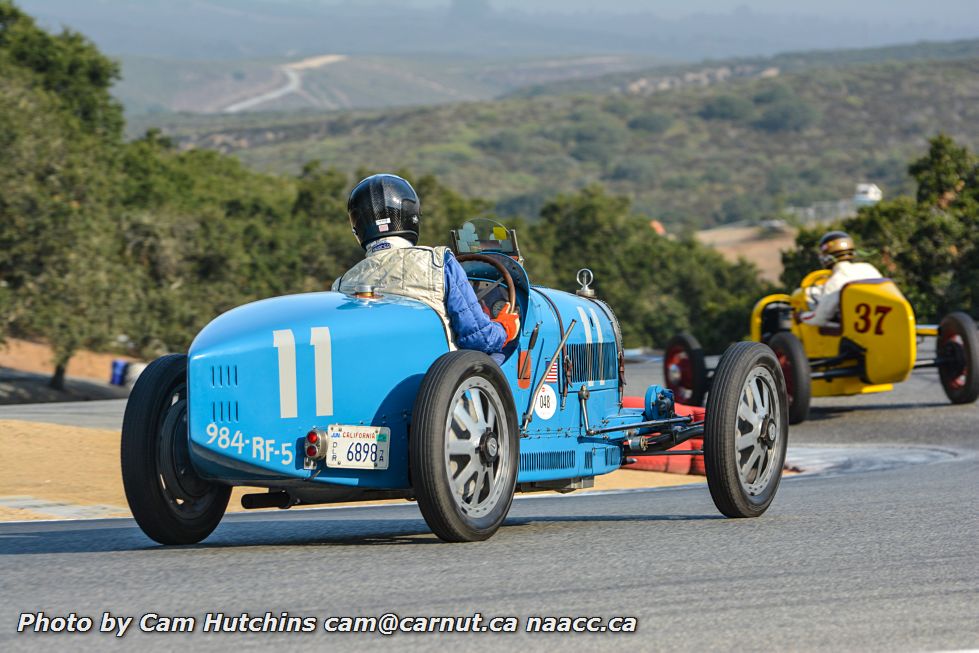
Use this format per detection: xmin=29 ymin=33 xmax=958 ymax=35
xmin=704 ymin=342 xmax=788 ymax=518
xmin=663 ymin=333 xmax=708 ymax=406
xmin=768 ymin=331 xmax=811 ymax=424
xmin=938 ymin=312 xmax=979 ymax=404
xmin=121 ymin=354 xmax=230 ymax=545
xmin=411 ymin=351 xmax=518 ymax=542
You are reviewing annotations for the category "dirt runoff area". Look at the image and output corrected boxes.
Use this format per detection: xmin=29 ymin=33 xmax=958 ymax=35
xmin=0 ymin=420 xmax=704 ymax=522
xmin=696 ymin=225 xmax=797 ymax=283
xmin=0 ymin=338 xmax=138 ymax=384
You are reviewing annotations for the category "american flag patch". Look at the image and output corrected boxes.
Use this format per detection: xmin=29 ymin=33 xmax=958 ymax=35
xmin=544 ymin=360 xmax=558 ymax=383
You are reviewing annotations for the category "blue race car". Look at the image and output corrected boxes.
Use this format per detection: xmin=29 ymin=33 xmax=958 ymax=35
xmin=121 ymin=219 xmax=789 ymax=544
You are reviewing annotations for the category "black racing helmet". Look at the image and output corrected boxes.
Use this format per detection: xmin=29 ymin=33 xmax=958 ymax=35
xmin=818 ymin=230 xmax=855 ymax=268
xmin=347 ymin=174 xmax=421 ymax=248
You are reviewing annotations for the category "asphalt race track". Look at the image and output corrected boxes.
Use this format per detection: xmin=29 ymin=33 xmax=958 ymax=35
xmin=1 ymin=362 xmax=976 ymax=651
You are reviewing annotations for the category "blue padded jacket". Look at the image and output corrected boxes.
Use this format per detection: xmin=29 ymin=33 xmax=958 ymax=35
xmin=443 ymin=251 xmax=507 ymax=354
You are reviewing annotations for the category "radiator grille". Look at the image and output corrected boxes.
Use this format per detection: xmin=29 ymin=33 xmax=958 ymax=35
xmin=605 ymin=446 xmax=621 ymax=466
xmin=519 ymin=450 xmax=576 ymax=472
xmin=584 ymin=450 xmax=593 ymax=471
xmin=566 ymin=342 xmax=617 ymax=384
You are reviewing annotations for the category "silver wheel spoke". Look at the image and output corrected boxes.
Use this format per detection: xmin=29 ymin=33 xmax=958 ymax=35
xmin=476 ymin=467 xmax=489 ymax=500
xmin=448 ymin=437 xmax=475 ymax=456
xmin=453 ymin=402 xmax=479 ymax=435
xmin=470 ymin=389 xmax=487 ymax=428
xmin=443 ymin=376 xmax=511 ymax=519
xmin=484 ymin=402 xmax=497 ymax=432
xmin=454 ymin=460 xmax=476 ymax=494
xmin=749 ymin=380 xmax=766 ymax=418
xmin=483 ymin=467 xmax=494 ymax=498
xmin=734 ymin=366 xmax=783 ymax=496
xmin=736 ymin=431 xmax=757 ymax=451
xmin=757 ymin=379 xmax=770 ymax=415
xmin=738 ymin=394 xmax=758 ymax=424
xmin=741 ymin=447 xmax=761 ymax=478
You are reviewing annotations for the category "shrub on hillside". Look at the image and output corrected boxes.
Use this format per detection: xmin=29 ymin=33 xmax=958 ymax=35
xmin=754 ymin=97 xmax=819 ymax=132
xmin=699 ymin=95 xmax=754 ymax=121
xmin=627 ymin=111 xmax=673 ymax=133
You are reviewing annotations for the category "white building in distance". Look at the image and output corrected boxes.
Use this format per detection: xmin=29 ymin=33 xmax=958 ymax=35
xmin=854 ymin=183 xmax=883 ymax=206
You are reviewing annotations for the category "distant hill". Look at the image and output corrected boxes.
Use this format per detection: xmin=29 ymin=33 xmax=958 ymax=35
xmin=23 ymin=0 xmax=979 ymax=117
xmin=506 ymin=38 xmax=979 ymax=98
xmin=115 ymin=53 xmax=660 ymax=116
xmin=143 ymin=55 xmax=979 ymax=229
xmin=113 ymin=38 xmax=979 ymax=117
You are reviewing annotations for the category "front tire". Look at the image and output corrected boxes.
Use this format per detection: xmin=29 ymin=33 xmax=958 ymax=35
xmin=121 ymin=354 xmax=230 ymax=545
xmin=704 ymin=342 xmax=788 ymax=518
xmin=938 ymin=312 xmax=979 ymax=404
xmin=663 ymin=333 xmax=708 ymax=406
xmin=768 ymin=331 xmax=811 ymax=424
xmin=411 ymin=351 xmax=519 ymax=542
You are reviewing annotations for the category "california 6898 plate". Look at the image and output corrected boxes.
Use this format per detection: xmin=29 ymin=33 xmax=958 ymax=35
xmin=325 ymin=425 xmax=390 ymax=470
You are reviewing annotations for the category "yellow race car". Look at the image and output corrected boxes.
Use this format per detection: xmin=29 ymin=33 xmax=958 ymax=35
xmin=664 ymin=270 xmax=979 ymax=423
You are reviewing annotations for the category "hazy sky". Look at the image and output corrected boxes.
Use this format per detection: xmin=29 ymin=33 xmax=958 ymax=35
xmin=18 ymin=0 xmax=979 ymax=61
xmin=409 ymin=0 xmax=978 ymax=24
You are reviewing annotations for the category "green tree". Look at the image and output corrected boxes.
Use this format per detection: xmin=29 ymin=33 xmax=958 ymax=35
xmin=781 ymin=135 xmax=979 ymax=321
xmin=526 ymin=186 xmax=768 ymax=350
xmin=0 ymin=61 xmax=123 ymax=387
xmin=0 ymin=1 xmax=123 ymax=137
xmin=289 ymin=161 xmax=361 ymax=291
xmin=114 ymin=135 xmax=300 ymax=356
xmin=907 ymin=132 xmax=977 ymax=206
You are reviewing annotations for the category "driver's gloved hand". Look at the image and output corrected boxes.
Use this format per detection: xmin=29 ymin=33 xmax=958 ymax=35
xmin=492 ymin=302 xmax=520 ymax=343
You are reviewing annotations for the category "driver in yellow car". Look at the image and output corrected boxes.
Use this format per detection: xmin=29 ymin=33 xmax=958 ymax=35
xmin=800 ymin=231 xmax=884 ymax=327
xmin=332 ymin=174 xmax=520 ymax=353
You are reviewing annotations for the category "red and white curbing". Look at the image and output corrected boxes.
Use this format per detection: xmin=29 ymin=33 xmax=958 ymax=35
xmin=621 ymin=397 xmax=706 ymax=475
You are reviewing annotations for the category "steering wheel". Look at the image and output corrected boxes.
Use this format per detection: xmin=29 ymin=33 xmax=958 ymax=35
xmin=456 ymin=253 xmax=518 ymax=317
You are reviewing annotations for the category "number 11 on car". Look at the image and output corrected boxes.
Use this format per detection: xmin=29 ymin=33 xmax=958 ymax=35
xmin=272 ymin=327 xmax=333 ymax=418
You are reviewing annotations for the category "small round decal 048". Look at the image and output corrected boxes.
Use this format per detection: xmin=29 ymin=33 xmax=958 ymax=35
xmin=534 ymin=384 xmax=557 ymax=420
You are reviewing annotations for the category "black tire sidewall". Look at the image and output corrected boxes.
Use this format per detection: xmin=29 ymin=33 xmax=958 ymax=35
xmin=768 ymin=331 xmax=812 ymax=424
xmin=938 ymin=312 xmax=979 ymax=404
xmin=121 ymin=354 xmax=230 ymax=545
xmin=410 ymin=350 xmax=518 ymax=541
xmin=704 ymin=342 xmax=788 ymax=518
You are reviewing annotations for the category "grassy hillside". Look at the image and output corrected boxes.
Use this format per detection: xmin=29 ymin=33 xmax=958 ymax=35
xmin=506 ymin=38 xmax=979 ymax=99
xmin=115 ymin=52 xmax=660 ymax=117
xmin=117 ymin=57 xmax=282 ymax=114
xmin=149 ymin=56 xmax=979 ymax=229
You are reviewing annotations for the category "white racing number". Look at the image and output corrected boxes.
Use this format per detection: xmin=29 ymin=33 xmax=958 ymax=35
xmin=272 ymin=327 xmax=334 ymax=419
xmin=206 ymin=423 xmax=294 ymax=466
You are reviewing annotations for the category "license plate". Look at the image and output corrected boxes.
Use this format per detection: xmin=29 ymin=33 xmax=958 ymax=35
xmin=325 ymin=425 xmax=390 ymax=470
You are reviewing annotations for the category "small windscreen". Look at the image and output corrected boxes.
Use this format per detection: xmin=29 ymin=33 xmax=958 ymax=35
xmin=451 ymin=219 xmax=519 ymax=256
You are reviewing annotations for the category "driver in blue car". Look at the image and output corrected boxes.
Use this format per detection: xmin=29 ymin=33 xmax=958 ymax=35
xmin=332 ymin=174 xmax=520 ymax=354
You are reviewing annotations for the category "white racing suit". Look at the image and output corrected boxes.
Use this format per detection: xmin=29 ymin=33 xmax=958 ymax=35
xmin=801 ymin=260 xmax=884 ymax=327
xmin=332 ymin=236 xmax=507 ymax=353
